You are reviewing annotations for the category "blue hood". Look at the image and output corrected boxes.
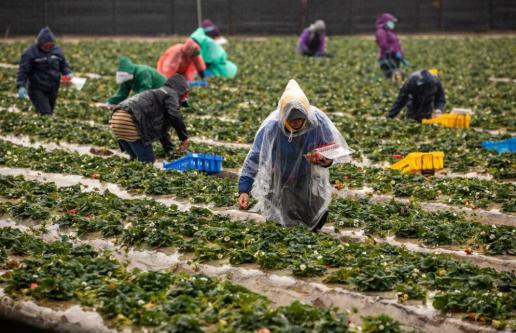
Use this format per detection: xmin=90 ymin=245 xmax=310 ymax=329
xmin=36 ymin=27 xmax=56 ymax=47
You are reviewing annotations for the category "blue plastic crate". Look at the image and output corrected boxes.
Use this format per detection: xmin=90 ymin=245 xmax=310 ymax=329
xmin=163 ymin=152 xmax=223 ymax=174
xmin=189 ymin=80 xmax=208 ymax=87
xmin=482 ymin=137 xmax=516 ymax=154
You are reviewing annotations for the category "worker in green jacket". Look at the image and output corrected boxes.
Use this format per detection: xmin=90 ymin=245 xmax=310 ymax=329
xmin=190 ymin=28 xmax=237 ymax=78
xmin=106 ymin=56 xmax=167 ymax=106
xmin=104 ymin=56 xmax=177 ymax=154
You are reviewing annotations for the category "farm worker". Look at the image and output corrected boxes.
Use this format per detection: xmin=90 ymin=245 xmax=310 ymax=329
xmin=106 ymin=56 xmax=179 ymax=154
xmin=387 ymin=69 xmax=446 ymax=122
xmin=238 ymin=80 xmax=352 ymax=231
xmin=106 ymin=56 xmax=167 ymax=106
xmin=298 ymin=20 xmax=332 ymax=58
xmin=16 ymin=27 xmax=73 ymax=115
xmin=156 ymin=38 xmax=206 ymax=81
xmin=190 ymin=27 xmax=237 ymax=78
xmin=109 ymin=74 xmax=190 ymax=163
xmin=375 ymin=13 xmax=408 ymax=79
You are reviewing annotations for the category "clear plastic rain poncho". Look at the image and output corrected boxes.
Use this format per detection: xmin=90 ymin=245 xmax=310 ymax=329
xmin=240 ymin=80 xmax=352 ymax=229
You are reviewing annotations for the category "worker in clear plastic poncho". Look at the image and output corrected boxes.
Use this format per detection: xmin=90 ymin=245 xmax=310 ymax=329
xmin=238 ymin=80 xmax=352 ymax=231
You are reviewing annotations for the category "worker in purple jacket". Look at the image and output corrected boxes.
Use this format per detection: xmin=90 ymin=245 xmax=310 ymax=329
xmin=298 ymin=20 xmax=332 ymax=58
xmin=375 ymin=13 xmax=408 ymax=79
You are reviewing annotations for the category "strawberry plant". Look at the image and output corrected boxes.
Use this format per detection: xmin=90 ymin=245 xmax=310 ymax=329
xmin=330 ymin=197 xmax=516 ymax=255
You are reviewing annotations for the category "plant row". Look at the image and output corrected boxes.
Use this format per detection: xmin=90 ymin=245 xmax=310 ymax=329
xmin=0 ymin=110 xmax=248 ymax=168
xmin=330 ymin=197 xmax=515 ymax=255
xmin=2 ymin=226 xmax=404 ymax=333
xmin=331 ymin=164 xmax=515 ymax=212
xmin=0 ymin=138 xmax=513 ymax=212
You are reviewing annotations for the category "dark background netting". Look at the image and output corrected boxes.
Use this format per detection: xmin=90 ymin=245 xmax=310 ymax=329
xmin=1 ymin=0 xmax=515 ymax=36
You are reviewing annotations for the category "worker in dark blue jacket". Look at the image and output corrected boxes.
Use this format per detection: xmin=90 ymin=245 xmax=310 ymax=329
xmin=16 ymin=27 xmax=72 ymax=115
xmin=387 ymin=69 xmax=446 ymax=122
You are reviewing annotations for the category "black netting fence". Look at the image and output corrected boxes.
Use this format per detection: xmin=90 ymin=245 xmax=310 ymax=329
xmin=1 ymin=0 xmax=515 ymax=36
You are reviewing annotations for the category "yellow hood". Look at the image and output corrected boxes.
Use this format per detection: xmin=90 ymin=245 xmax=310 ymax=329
xmin=278 ymin=80 xmax=310 ymax=132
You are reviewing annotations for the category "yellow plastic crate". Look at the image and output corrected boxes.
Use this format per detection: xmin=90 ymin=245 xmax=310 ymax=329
xmin=422 ymin=113 xmax=471 ymax=128
xmin=390 ymin=151 xmax=444 ymax=174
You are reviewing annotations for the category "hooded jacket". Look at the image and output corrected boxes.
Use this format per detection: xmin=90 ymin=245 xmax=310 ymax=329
xmin=107 ymin=56 xmax=167 ymax=105
xmin=190 ymin=28 xmax=237 ymax=78
xmin=16 ymin=27 xmax=71 ymax=90
xmin=388 ymin=70 xmax=446 ymax=122
xmin=375 ymin=13 xmax=403 ymax=59
xmin=156 ymin=38 xmax=206 ymax=80
xmin=117 ymin=74 xmax=189 ymax=145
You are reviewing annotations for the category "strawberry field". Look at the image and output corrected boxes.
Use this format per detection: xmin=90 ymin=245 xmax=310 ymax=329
xmin=0 ymin=36 xmax=514 ymax=333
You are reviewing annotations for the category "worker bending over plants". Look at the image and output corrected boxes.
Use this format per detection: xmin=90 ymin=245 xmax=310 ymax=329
xmin=190 ymin=27 xmax=237 ymax=78
xmin=109 ymin=74 xmax=190 ymax=163
xmin=387 ymin=68 xmax=446 ymax=122
xmin=103 ymin=56 xmax=183 ymax=154
xmin=298 ymin=20 xmax=332 ymax=58
xmin=156 ymin=37 xmax=207 ymax=82
xmin=16 ymin=27 xmax=73 ymax=115
xmin=238 ymin=79 xmax=352 ymax=231
xmin=105 ymin=56 xmax=167 ymax=106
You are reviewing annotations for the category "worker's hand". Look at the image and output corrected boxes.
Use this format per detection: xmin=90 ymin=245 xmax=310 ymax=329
xmin=307 ymin=152 xmax=332 ymax=167
xmin=433 ymin=109 xmax=442 ymax=117
xmin=17 ymin=87 xmax=28 ymax=99
xmin=238 ymin=193 xmax=249 ymax=210
xmin=176 ymin=139 xmax=189 ymax=151
xmin=318 ymin=157 xmax=333 ymax=167
xmin=312 ymin=156 xmax=332 ymax=167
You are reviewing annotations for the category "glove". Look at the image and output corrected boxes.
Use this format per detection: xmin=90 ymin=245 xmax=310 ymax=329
xmin=62 ymin=75 xmax=72 ymax=82
xmin=198 ymin=70 xmax=205 ymax=79
xmin=433 ymin=109 xmax=442 ymax=117
xmin=395 ymin=51 xmax=403 ymax=60
xmin=18 ymin=87 xmax=28 ymax=99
